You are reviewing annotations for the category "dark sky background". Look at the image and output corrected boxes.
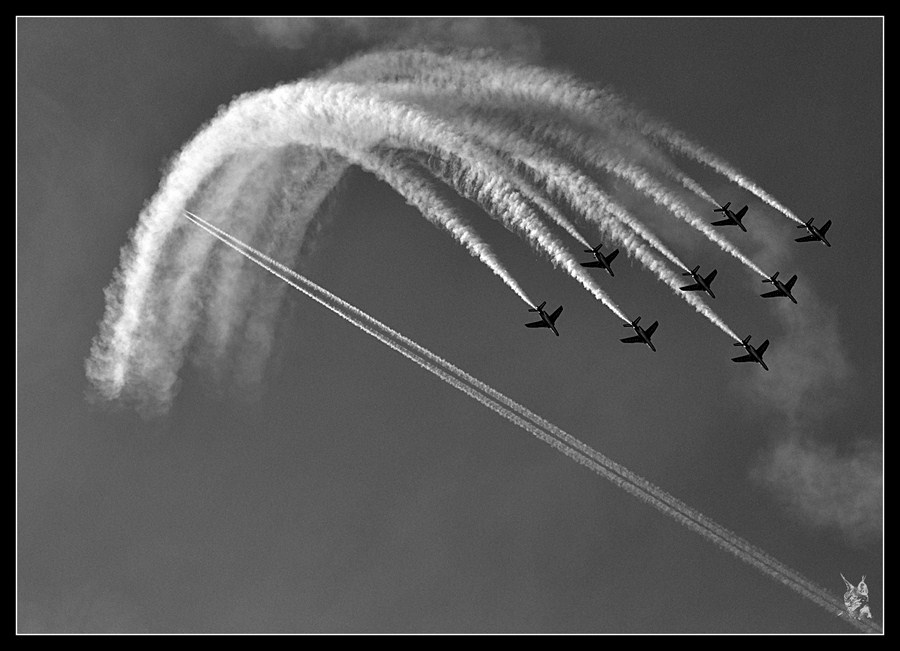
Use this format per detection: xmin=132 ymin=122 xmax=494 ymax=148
xmin=18 ymin=18 xmax=882 ymax=633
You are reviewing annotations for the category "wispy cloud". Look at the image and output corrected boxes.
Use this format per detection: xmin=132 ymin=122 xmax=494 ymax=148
xmin=752 ymin=437 xmax=882 ymax=547
xmin=227 ymin=17 xmax=543 ymax=61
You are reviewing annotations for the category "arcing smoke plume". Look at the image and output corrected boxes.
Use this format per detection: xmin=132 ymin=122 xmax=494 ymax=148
xmin=180 ymin=210 xmax=880 ymax=633
xmin=89 ymin=48 xmax=768 ymax=412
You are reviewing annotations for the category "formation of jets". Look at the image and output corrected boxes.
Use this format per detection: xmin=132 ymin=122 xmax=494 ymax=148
xmin=522 ymin=202 xmax=832 ymax=372
xmin=711 ymin=203 xmax=834 ymax=250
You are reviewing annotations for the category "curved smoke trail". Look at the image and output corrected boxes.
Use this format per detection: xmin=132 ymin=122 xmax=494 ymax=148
xmin=331 ymin=51 xmax=770 ymax=280
xmin=360 ymin=148 xmax=536 ymax=307
xmin=88 ymin=47 xmax=795 ymax=412
xmin=94 ymin=67 xmax=669 ymax=408
xmin=639 ymin=125 xmax=807 ymax=225
xmin=330 ymin=49 xmax=720 ymax=204
xmin=182 ymin=210 xmax=879 ymax=634
xmin=335 ymin=48 xmax=802 ymax=226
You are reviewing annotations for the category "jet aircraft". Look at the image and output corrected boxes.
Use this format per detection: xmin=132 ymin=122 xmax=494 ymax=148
xmin=620 ymin=316 xmax=658 ymax=352
xmin=795 ymin=218 xmax=832 ymax=247
xmin=760 ymin=272 xmax=798 ymax=304
xmin=579 ymin=243 xmax=619 ymax=277
xmin=679 ymin=265 xmax=718 ymax=299
xmin=711 ymin=201 xmax=749 ymax=232
xmin=732 ymin=335 xmax=770 ymax=371
xmin=524 ymin=301 xmax=563 ymax=336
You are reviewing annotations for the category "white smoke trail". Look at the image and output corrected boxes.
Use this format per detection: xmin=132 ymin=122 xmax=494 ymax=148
xmin=183 ymin=211 xmax=878 ymax=633
xmin=640 ymin=125 xmax=806 ymax=225
xmin=88 ymin=79 xmax=594 ymax=402
xmin=330 ymin=48 xmax=720 ymax=205
xmin=514 ymin=155 xmax=742 ymax=341
xmin=412 ymin=116 xmax=741 ymax=341
xmin=336 ymin=48 xmax=802 ymax=226
xmin=360 ymin=148 xmax=535 ymax=307
xmin=202 ymin=149 xmax=351 ymax=390
xmin=420 ymin=152 xmax=631 ymax=323
xmin=340 ymin=64 xmax=769 ymax=281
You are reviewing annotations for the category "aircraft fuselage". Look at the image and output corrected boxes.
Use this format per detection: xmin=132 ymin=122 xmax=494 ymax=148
xmin=634 ymin=327 xmax=656 ymax=351
xmin=772 ymin=279 xmax=797 ymax=303
xmin=742 ymin=344 xmax=768 ymax=370
xmin=691 ymin=273 xmax=715 ymax=298
xmin=538 ymin=309 xmax=559 ymax=336
xmin=808 ymin=226 xmax=831 ymax=247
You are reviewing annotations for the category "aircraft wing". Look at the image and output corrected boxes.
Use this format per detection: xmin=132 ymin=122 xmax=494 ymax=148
xmin=706 ymin=269 xmax=718 ymax=283
xmin=620 ymin=335 xmax=644 ymax=344
xmin=734 ymin=206 xmax=749 ymax=220
xmin=761 ymin=289 xmax=784 ymax=298
xmin=820 ymin=220 xmax=832 ymax=234
xmin=525 ymin=320 xmax=548 ymax=328
xmin=785 ymin=275 xmax=797 ymax=290
xmin=549 ymin=306 xmax=563 ymax=323
xmin=795 ymin=234 xmax=818 ymax=242
xmin=732 ymin=354 xmax=755 ymax=363
xmin=712 ymin=218 xmax=735 ymax=226
xmin=756 ymin=340 xmax=769 ymax=356
xmin=606 ymin=249 xmax=620 ymax=262
xmin=645 ymin=321 xmax=659 ymax=337
xmin=580 ymin=261 xmax=602 ymax=268
xmin=680 ymin=282 xmax=703 ymax=292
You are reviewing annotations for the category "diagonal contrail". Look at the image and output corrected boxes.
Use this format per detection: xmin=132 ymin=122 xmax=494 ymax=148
xmin=182 ymin=210 xmax=880 ymax=634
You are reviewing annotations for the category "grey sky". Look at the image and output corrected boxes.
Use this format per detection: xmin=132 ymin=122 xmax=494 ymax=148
xmin=18 ymin=17 xmax=882 ymax=633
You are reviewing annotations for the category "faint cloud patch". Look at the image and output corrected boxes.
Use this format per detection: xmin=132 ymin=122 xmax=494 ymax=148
xmin=743 ymin=294 xmax=851 ymax=426
xmin=714 ymin=193 xmax=881 ymax=546
xmin=751 ymin=437 xmax=882 ymax=547
xmin=226 ymin=17 xmax=543 ymax=62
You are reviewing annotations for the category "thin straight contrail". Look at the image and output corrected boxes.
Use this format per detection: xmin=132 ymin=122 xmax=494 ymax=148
xmin=182 ymin=210 xmax=879 ymax=633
